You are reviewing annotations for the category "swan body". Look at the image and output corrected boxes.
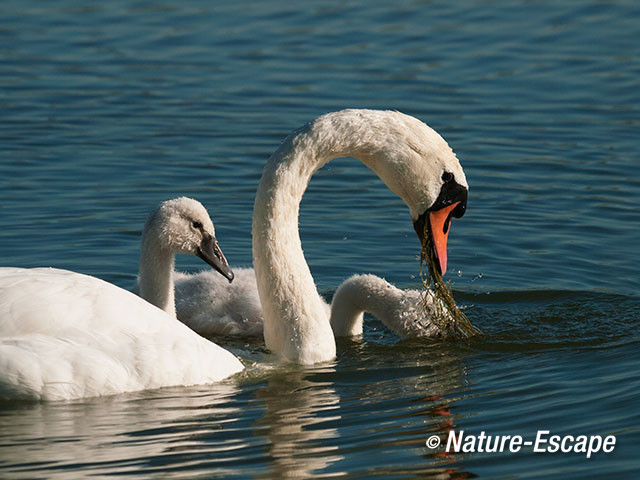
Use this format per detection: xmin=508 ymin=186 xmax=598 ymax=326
xmin=253 ymin=109 xmax=468 ymax=364
xmin=0 ymin=198 xmax=243 ymax=401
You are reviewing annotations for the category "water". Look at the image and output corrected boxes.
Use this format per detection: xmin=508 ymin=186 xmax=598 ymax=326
xmin=1 ymin=0 xmax=639 ymax=477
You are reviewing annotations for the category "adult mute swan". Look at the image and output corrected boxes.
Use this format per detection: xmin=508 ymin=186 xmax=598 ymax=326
xmin=253 ymin=109 xmax=468 ymax=364
xmin=0 ymin=197 xmax=243 ymax=401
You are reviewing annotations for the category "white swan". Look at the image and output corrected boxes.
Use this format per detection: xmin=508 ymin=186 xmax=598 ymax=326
xmin=0 ymin=197 xmax=243 ymax=401
xmin=253 ymin=109 xmax=468 ymax=364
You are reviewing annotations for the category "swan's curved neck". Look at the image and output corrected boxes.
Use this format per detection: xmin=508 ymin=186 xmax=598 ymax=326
xmin=138 ymin=232 xmax=176 ymax=318
xmin=253 ymin=112 xmax=392 ymax=364
xmin=329 ymin=275 xmax=404 ymax=337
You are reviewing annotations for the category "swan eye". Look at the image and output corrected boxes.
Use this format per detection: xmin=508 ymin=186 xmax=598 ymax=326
xmin=442 ymin=172 xmax=454 ymax=183
xmin=192 ymin=221 xmax=203 ymax=230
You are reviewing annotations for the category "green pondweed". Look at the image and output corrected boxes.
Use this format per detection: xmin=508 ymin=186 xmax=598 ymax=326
xmin=419 ymin=225 xmax=481 ymax=339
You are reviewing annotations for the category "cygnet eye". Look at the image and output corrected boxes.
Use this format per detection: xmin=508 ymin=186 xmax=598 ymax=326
xmin=442 ymin=171 xmax=454 ymax=183
xmin=192 ymin=221 xmax=203 ymax=230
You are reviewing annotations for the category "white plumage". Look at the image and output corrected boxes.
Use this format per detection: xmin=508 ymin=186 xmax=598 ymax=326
xmin=174 ymin=267 xmax=264 ymax=336
xmin=0 ymin=198 xmax=243 ymax=401
xmin=329 ymin=274 xmax=444 ymax=338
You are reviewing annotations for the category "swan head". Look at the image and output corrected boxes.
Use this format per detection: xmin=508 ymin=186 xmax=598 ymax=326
xmin=354 ymin=110 xmax=468 ymax=276
xmin=146 ymin=197 xmax=234 ymax=282
xmin=411 ymin=168 xmax=468 ymax=277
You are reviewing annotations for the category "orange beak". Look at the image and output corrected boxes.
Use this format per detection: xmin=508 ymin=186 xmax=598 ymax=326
xmin=428 ymin=202 xmax=460 ymax=275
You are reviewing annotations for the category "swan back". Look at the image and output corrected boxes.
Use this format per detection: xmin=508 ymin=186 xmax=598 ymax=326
xmin=0 ymin=267 xmax=243 ymax=401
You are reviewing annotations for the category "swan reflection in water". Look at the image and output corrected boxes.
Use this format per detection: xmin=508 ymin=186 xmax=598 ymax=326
xmin=253 ymin=365 xmax=344 ymax=478
xmin=248 ymin=340 xmax=474 ymax=479
xmin=0 ymin=381 xmax=241 ymax=478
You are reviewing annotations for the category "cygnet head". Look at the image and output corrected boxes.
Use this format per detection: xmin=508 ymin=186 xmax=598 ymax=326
xmin=144 ymin=197 xmax=234 ymax=282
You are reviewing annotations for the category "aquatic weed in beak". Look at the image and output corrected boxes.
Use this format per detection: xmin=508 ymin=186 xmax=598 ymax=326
xmin=419 ymin=222 xmax=481 ymax=338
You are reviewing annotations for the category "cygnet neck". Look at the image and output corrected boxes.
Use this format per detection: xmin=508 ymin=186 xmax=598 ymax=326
xmin=330 ymin=274 xmax=406 ymax=337
xmin=138 ymin=217 xmax=176 ymax=318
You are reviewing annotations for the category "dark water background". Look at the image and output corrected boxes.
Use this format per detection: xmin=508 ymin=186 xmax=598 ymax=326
xmin=1 ymin=1 xmax=639 ymax=478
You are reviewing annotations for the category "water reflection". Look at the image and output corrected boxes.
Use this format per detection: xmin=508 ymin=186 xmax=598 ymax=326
xmin=0 ymin=382 xmax=241 ymax=478
xmin=331 ymin=339 xmax=476 ymax=478
xmin=253 ymin=365 xmax=344 ymax=478
xmin=243 ymin=339 xmax=479 ymax=479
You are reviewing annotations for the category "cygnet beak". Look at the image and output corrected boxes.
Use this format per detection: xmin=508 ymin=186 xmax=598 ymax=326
xmin=197 ymin=233 xmax=234 ymax=283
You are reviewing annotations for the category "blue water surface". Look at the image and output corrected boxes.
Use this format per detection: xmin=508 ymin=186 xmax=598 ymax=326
xmin=1 ymin=1 xmax=639 ymax=478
